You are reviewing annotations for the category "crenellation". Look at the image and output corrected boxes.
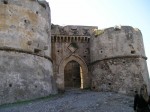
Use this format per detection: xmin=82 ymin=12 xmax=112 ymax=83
xmin=51 ymin=25 xmax=97 ymax=36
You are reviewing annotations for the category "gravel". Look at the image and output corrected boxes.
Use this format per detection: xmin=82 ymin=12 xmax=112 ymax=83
xmin=0 ymin=89 xmax=134 ymax=112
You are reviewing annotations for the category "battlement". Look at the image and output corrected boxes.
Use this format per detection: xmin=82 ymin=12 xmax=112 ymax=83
xmin=92 ymin=25 xmax=141 ymax=37
xmin=51 ymin=24 xmax=97 ymax=43
xmin=51 ymin=24 xmax=97 ymax=36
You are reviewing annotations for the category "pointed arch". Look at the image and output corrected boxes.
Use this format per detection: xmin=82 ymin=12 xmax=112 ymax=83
xmin=56 ymin=54 xmax=90 ymax=90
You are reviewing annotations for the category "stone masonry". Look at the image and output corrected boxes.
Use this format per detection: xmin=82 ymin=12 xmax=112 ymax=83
xmin=51 ymin=25 xmax=150 ymax=96
xmin=0 ymin=0 xmax=149 ymax=105
xmin=90 ymin=26 xmax=150 ymax=95
xmin=0 ymin=0 xmax=57 ymax=105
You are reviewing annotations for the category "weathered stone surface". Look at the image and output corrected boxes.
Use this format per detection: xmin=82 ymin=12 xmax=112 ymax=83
xmin=0 ymin=51 xmax=56 ymax=105
xmin=51 ymin=25 xmax=97 ymax=36
xmin=91 ymin=58 xmax=145 ymax=95
xmin=90 ymin=26 xmax=146 ymax=62
xmin=0 ymin=0 xmax=57 ymax=105
xmin=51 ymin=25 xmax=149 ymax=95
xmin=0 ymin=2 xmax=51 ymax=57
xmin=0 ymin=0 xmax=149 ymax=106
xmin=90 ymin=26 xmax=150 ymax=95
xmin=51 ymin=25 xmax=97 ymax=91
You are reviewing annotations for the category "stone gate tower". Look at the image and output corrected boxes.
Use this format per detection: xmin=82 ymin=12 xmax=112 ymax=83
xmin=0 ymin=0 xmax=56 ymax=105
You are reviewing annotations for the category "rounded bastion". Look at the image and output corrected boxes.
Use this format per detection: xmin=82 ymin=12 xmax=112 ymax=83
xmin=90 ymin=26 xmax=150 ymax=95
xmin=0 ymin=0 xmax=57 ymax=105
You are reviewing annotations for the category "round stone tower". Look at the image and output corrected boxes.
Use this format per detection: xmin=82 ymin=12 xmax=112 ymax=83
xmin=0 ymin=0 xmax=57 ymax=105
xmin=90 ymin=26 xmax=150 ymax=95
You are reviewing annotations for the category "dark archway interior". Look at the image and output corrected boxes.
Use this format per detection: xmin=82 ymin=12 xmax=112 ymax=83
xmin=64 ymin=60 xmax=81 ymax=89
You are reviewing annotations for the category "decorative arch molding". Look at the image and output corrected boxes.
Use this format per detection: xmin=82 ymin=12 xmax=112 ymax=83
xmin=57 ymin=54 xmax=90 ymax=90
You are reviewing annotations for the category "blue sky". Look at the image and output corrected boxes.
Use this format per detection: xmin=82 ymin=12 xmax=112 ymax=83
xmin=48 ymin=0 xmax=150 ymax=74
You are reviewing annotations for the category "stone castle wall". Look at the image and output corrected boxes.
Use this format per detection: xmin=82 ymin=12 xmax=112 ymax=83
xmin=51 ymin=25 xmax=150 ymax=95
xmin=51 ymin=25 xmax=96 ymax=90
xmin=0 ymin=0 xmax=57 ymax=105
xmin=90 ymin=26 xmax=150 ymax=95
xmin=0 ymin=0 xmax=149 ymax=106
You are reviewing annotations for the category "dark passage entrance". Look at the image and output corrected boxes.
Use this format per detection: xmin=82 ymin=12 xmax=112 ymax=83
xmin=64 ymin=61 xmax=81 ymax=89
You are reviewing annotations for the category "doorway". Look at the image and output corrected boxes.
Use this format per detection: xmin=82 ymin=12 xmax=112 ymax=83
xmin=64 ymin=60 xmax=82 ymax=89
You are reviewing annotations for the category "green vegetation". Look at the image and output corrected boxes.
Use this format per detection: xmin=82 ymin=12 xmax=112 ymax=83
xmin=0 ymin=94 xmax=62 ymax=109
xmin=93 ymin=29 xmax=104 ymax=37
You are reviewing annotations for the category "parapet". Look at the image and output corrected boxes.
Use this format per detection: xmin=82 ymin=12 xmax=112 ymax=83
xmin=51 ymin=24 xmax=97 ymax=36
xmin=90 ymin=26 xmax=146 ymax=62
xmin=51 ymin=24 xmax=97 ymax=43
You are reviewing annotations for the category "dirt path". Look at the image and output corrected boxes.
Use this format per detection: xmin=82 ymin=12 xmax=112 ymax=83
xmin=0 ymin=89 xmax=134 ymax=112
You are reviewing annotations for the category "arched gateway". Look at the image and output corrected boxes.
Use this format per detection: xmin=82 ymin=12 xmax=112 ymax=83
xmin=64 ymin=60 xmax=81 ymax=88
xmin=57 ymin=54 xmax=90 ymax=91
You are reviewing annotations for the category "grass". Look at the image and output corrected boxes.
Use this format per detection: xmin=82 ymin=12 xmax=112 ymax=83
xmin=0 ymin=93 xmax=62 ymax=109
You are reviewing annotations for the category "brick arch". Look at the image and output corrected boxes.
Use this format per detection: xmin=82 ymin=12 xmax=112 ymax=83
xmin=57 ymin=54 xmax=90 ymax=90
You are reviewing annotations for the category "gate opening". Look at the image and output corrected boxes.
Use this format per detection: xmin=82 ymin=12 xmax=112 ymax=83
xmin=64 ymin=60 xmax=83 ymax=89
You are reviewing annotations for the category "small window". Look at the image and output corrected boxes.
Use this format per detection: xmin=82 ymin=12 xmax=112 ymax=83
xmin=34 ymin=49 xmax=41 ymax=54
xmin=131 ymin=50 xmax=135 ymax=54
xmin=9 ymin=84 xmax=12 ymax=87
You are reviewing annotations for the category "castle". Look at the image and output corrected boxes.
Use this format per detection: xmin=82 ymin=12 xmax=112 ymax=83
xmin=0 ymin=0 xmax=149 ymax=105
